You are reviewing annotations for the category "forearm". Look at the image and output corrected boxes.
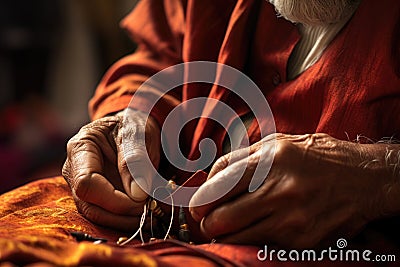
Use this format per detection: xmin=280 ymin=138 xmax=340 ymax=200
xmin=359 ymin=143 xmax=400 ymax=218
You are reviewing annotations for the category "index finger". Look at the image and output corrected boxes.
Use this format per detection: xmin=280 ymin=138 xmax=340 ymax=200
xmin=189 ymin=155 xmax=256 ymax=221
xmin=189 ymin=143 xmax=275 ymax=222
xmin=67 ymin=138 xmax=144 ymax=216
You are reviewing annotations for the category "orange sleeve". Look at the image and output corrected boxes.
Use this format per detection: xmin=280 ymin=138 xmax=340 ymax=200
xmin=88 ymin=0 xmax=186 ymax=123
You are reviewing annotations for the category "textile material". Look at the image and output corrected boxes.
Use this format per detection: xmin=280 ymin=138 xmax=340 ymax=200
xmin=0 ymin=177 xmax=257 ymax=266
xmin=0 ymin=177 xmax=398 ymax=266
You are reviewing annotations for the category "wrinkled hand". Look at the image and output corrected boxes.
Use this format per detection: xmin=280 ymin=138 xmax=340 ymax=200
xmin=190 ymin=133 xmax=400 ymax=248
xmin=62 ymin=110 xmax=160 ymax=231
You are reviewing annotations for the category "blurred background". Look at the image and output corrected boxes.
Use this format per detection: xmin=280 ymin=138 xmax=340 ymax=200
xmin=0 ymin=0 xmax=139 ymax=193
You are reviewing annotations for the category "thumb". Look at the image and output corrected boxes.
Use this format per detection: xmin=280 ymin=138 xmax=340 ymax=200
xmin=114 ymin=109 xmax=157 ymax=205
xmin=118 ymin=145 xmax=153 ymax=204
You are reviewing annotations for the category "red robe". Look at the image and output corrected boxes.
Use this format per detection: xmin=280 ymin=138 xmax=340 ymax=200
xmin=89 ymin=0 xmax=400 ymax=242
xmin=89 ymin=0 xmax=400 ymax=170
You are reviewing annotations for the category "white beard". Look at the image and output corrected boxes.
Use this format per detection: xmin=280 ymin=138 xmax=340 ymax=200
xmin=269 ymin=0 xmax=358 ymax=26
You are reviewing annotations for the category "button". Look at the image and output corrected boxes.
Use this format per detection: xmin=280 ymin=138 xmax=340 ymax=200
xmin=272 ymin=73 xmax=281 ymax=86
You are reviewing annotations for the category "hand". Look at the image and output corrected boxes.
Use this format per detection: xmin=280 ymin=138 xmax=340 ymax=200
xmin=189 ymin=133 xmax=400 ymax=248
xmin=62 ymin=110 xmax=160 ymax=231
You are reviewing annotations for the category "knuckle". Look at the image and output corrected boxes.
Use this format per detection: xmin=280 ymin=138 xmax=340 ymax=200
xmin=74 ymin=174 xmax=92 ymax=201
xmin=66 ymin=133 xmax=92 ymax=155
xmin=75 ymin=199 xmax=88 ymax=216
xmin=66 ymin=136 xmax=79 ymax=154
xmin=61 ymin=160 xmax=72 ymax=180
xmin=215 ymin=154 xmax=231 ymax=170
xmin=273 ymin=140 xmax=298 ymax=163
xmin=67 ymin=119 xmax=118 ymax=151
xmin=208 ymin=154 xmax=231 ymax=178
xmin=80 ymin=203 xmax=101 ymax=224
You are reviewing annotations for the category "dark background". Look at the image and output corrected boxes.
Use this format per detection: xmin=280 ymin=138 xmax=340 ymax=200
xmin=0 ymin=0 xmax=138 ymax=193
